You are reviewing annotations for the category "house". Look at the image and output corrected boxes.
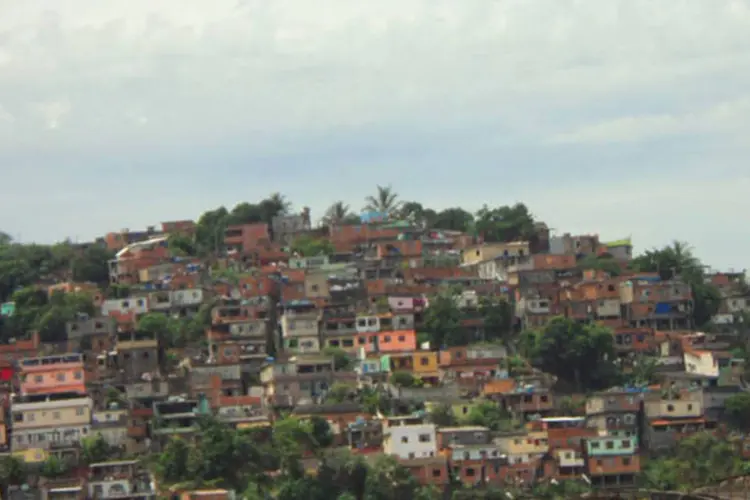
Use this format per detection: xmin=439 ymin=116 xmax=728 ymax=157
xmin=91 ymin=409 xmax=129 ymax=449
xmin=292 ymin=402 xmax=370 ymax=442
xmin=108 ymin=237 xmax=171 ymax=284
xmin=619 ymin=277 xmax=692 ymax=330
xmin=583 ymin=430 xmax=640 ymax=488
xmin=10 ymin=392 xmax=93 ymax=452
xmin=494 ymin=429 xmax=548 ymax=467
xmin=150 ymin=397 xmax=211 ymax=450
xmin=585 ymin=391 xmax=642 ymax=434
xmin=224 ymin=223 xmax=271 ymax=254
xmin=382 ymin=416 xmax=437 ymax=460
xmin=400 ymin=455 xmax=451 ymax=487
xmin=260 ymin=355 xmax=357 ymax=407
xmin=533 ymin=417 xmax=594 ymax=480
xmin=643 ymin=388 xmax=710 ymax=450
xmin=87 ymin=459 xmax=155 ymax=499
xmin=114 ymin=336 xmax=160 ymax=383
xmin=461 ymin=242 xmax=530 ymax=267
xmin=271 ymin=209 xmax=311 ymax=244
xmin=17 ymin=353 xmax=86 ymax=396
xmin=437 ymin=426 xmax=491 ymax=449
xmin=280 ymin=308 xmax=321 ymax=354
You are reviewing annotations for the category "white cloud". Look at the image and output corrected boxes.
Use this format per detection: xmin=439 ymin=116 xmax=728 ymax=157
xmin=551 ymin=97 xmax=750 ymax=144
xmin=0 ymin=0 xmax=749 ymax=269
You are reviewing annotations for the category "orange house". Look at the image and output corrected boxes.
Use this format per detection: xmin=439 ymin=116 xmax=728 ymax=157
xmin=376 ymin=330 xmax=416 ymax=352
xmin=18 ymin=353 xmax=86 ymax=396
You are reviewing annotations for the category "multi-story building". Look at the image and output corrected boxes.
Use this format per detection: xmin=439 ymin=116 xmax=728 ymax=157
xmin=583 ymin=431 xmax=640 ymax=488
xmin=382 ymin=416 xmax=437 ymax=460
xmin=17 ymin=353 xmax=86 ymax=396
xmin=10 ymin=392 xmax=93 ymax=452
xmin=260 ymin=355 xmax=357 ymax=406
xmin=585 ymin=391 xmax=642 ymax=435
xmin=280 ymin=308 xmax=321 ymax=354
xmin=87 ymin=459 xmax=156 ymax=499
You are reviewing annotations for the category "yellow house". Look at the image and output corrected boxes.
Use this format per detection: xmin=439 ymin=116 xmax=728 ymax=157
xmin=425 ymin=400 xmax=481 ymax=420
xmin=461 ymin=242 xmax=530 ymax=267
xmin=412 ymin=351 xmax=438 ymax=374
xmin=495 ymin=429 xmax=549 ymax=455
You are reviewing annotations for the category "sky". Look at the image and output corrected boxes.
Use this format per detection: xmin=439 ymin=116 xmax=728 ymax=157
xmin=0 ymin=0 xmax=749 ymax=271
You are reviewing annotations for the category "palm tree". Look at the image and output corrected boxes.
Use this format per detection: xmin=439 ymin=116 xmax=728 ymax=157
xmin=323 ymin=201 xmax=353 ymax=226
xmin=364 ymin=185 xmax=400 ymax=214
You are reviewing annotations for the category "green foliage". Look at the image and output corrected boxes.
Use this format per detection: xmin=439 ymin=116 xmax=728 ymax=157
xmin=479 ymin=296 xmax=514 ymax=343
xmin=82 ymin=434 xmax=115 ymax=464
xmin=474 ymin=203 xmax=536 ymax=243
xmin=427 ymin=402 xmax=458 ymax=426
xmin=577 ymin=254 xmax=622 ymax=276
xmin=460 ymin=400 xmax=514 ymax=431
xmin=642 ymin=432 xmax=748 ymax=491
xmin=325 ymin=383 xmax=354 ymax=404
xmin=390 ymin=371 xmax=417 ymax=388
xmin=432 ymin=207 xmax=474 ymax=232
xmin=0 ymin=455 xmax=27 ymax=488
xmin=168 ymin=233 xmax=197 ymax=257
xmin=323 ymin=202 xmax=359 ymax=226
xmin=136 ymin=308 xmax=209 ymax=348
xmin=724 ymin=392 xmax=750 ymax=432
xmin=40 ymin=455 xmax=68 ymax=478
xmin=309 ymin=416 xmax=334 ymax=448
xmin=521 ymin=316 xmax=620 ymax=391
xmin=291 ymin=235 xmax=334 ymax=257
xmin=364 ymin=454 xmax=419 ymax=500
xmin=1 ymin=287 xmax=95 ymax=342
xmin=364 ymin=185 xmax=401 ymax=214
xmin=322 ymin=346 xmax=355 ymax=371
xmin=421 ymin=287 xmax=463 ymax=348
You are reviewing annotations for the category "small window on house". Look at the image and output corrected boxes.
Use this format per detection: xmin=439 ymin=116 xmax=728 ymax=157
xmin=76 ymin=408 xmax=85 ymax=416
xmin=137 ymin=299 xmax=144 ymax=307
xmin=53 ymin=411 xmax=61 ymax=420
xmin=622 ymin=440 xmax=631 ymax=448
xmin=408 ymin=452 xmax=415 ymax=459
xmin=383 ymin=336 xmax=391 ymax=343
xmin=143 ymin=351 xmax=150 ymax=359
xmin=622 ymin=457 xmax=631 ymax=466
xmin=74 ymin=371 xmax=83 ymax=380
xmin=34 ymin=375 xmax=43 ymax=383
xmin=667 ymin=404 xmax=675 ymax=412
xmin=462 ymin=406 xmax=469 ymax=414
xmin=432 ymin=469 xmax=442 ymax=478
xmin=540 ymin=395 xmax=548 ymax=403
xmin=358 ymin=337 xmax=366 ymax=345
xmin=466 ymin=467 xmax=475 ymax=477
xmin=401 ymin=436 xmax=408 ymax=443
xmin=418 ymin=434 xmax=431 ymax=443
xmin=605 ymin=441 xmax=614 ymax=449
xmin=591 ymin=442 xmax=600 ymax=449
xmin=420 ymin=357 xmax=429 ymax=366
xmin=687 ymin=404 xmax=693 ymax=411
xmin=398 ymin=335 xmax=405 ymax=342
xmin=311 ymin=284 xmax=319 ymax=293
xmin=342 ymin=339 xmax=354 ymax=347
xmin=122 ymin=301 xmax=130 ymax=308
xmin=56 ymin=373 xmax=65 ymax=382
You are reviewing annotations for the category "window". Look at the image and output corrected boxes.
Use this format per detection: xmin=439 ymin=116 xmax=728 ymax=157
xmin=137 ymin=299 xmax=144 ymax=307
xmin=687 ymin=404 xmax=693 ymax=411
xmin=34 ymin=375 xmax=43 ymax=383
xmin=667 ymin=404 xmax=675 ymax=412
xmin=432 ymin=469 xmax=442 ymax=478
xmin=55 ymin=372 xmax=66 ymax=382
xmin=383 ymin=336 xmax=391 ymax=343
xmin=408 ymin=452 xmax=415 ymax=459
xmin=74 ymin=371 xmax=83 ymax=380
xmin=358 ymin=337 xmax=366 ymax=345
xmin=401 ymin=436 xmax=408 ymax=443
xmin=622 ymin=440 xmax=631 ymax=448
xmin=311 ymin=284 xmax=319 ymax=293
xmin=420 ymin=357 xmax=429 ymax=366
xmin=418 ymin=434 xmax=431 ymax=443
xmin=398 ymin=335 xmax=405 ymax=342
xmin=540 ymin=395 xmax=548 ymax=403
xmin=13 ymin=413 xmax=22 ymax=422
xmin=466 ymin=468 xmax=475 ymax=477
xmin=605 ymin=441 xmax=614 ymax=449
xmin=622 ymin=457 xmax=631 ymax=466
xmin=463 ymin=406 xmax=469 ymax=415
xmin=76 ymin=408 xmax=85 ymax=416
xmin=28 ymin=413 xmax=35 ymax=422
xmin=288 ymin=339 xmax=299 ymax=348
xmin=342 ymin=339 xmax=354 ymax=348
xmin=591 ymin=441 xmax=600 ymax=449
xmin=53 ymin=411 xmax=61 ymax=420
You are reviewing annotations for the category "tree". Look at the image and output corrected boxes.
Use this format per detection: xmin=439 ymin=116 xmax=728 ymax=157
xmin=0 ymin=455 xmax=27 ymax=492
xmin=155 ymin=437 xmax=192 ymax=484
xmin=421 ymin=287 xmax=463 ymax=348
xmin=309 ymin=416 xmax=334 ymax=448
xmin=82 ymin=434 xmax=114 ymax=464
xmin=291 ymin=235 xmax=334 ymax=257
xmin=0 ymin=231 xmax=11 ymax=245
xmin=323 ymin=347 xmax=354 ymax=371
xmin=364 ymin=454 xmax=419 ymax=500
xmin=521 ymin=316 xmax=620 ymax=391
xmin=390 ymin=371 xmax=417 ymax=388
xmin=479 ymin=296 xmax=513 ymax=343
xmin=40 ymin=455 xmax=67 ymax=478
xmin=432 ymin=208 xmax=474 ymax=233
xmin=195 ymin=206 xmax=229 ymax=253
xmin=323 ymin=202 xmax=358 ymax=226
xmin=325 ymin=383 xmax=354 ymax=404
xmin=577 ymin=254 xmax=622 ymax=276
xmin=427 ymin=403 xmax=457 ymax=427
xmin=168 ymin=233 xmax=197 ymax=257
xmin=461 ymin=401 xmax=513 ymax=431
xmin=724 ymin=392 xmax=750 ymax=432
xmin=71 ymin=244 xmax=114 ymax=284
xmin=474 ymin=203 xmax=536 ymax=243
xmin=364 ymin=185 xmax=400 ymax=214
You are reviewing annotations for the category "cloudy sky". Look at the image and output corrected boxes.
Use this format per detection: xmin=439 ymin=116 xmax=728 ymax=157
xmin=1 ymin=0 xmax=748 ymax=270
